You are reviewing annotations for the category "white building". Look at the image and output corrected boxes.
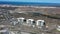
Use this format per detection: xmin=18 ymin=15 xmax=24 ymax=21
xmin=36 ymin=20 xmax=45 ymax=28
xmin=26 ymin=19 xmax=34 ymax=26
xmin=17 ymin=17 xmax=25 ymax=24
xmin=10 ymin=18 xmax=18 ymax=25
xmin=57 ymin=25 xmax=60 ymax=31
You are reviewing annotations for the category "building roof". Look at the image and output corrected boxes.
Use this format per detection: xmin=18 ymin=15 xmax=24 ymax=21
xmin=27 ymin=19 xmax=34 ymax=21
xmin=37 ymin=20 xmax=44 ymax=22
xmin=17 ymin=17 xmax=25 ymax=19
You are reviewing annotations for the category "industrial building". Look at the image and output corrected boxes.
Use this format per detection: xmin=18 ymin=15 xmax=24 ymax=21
xmin=57 ymin=25 xmax=60 ymax=31
xmin=26 ymin=19 xmax=34 ymax=26
xmin=11 ymin=17 xmax=46 ymax=28
xmin=17 ymin=17 xmax=25 ymax=24
xmin=10 ymin=18 xmax=18 ymax=25
xmin=36 ymin=20 xmax=45 ymax=28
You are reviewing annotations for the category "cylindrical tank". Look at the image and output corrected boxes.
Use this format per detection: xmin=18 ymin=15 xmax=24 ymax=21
xmin=10 ymin=18 xmax=18 ymax=25
xmin=26 ymin=19 xmax=34 ymax=26
xmin=36 ymin=20 xmax=45 ymax=28
xmin=17 ymin=17 xmax=25 ymax=24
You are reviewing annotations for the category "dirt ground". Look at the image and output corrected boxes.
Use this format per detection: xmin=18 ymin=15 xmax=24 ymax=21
xmin=0 ymin=6 xmax=60 ymax=34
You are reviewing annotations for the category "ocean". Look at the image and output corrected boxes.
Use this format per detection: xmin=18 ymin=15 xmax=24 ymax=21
xmin=0 ymin=1 xmax=60 ymax=7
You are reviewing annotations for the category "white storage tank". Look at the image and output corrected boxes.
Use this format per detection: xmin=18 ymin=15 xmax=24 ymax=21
xmin=36 ymin=20 xmax=45 ymax=28
xmin=57 ymin=25 xmax=60 ymax=31
xmin=10 ymin=18 xmax=18 ymax=25
xmin=26 ymin=19 xmax=34 ymax=26
xmin=17 ymin=17 xmax=25 ymax=24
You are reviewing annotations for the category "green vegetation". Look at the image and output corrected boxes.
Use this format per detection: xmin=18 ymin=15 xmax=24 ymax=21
xmin=42 ymin=14 xmax=60 ymax=19
xmin=32 ymin=12 xmax=60 ymax=19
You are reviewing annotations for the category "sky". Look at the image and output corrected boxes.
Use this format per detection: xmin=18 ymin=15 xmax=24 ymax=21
xmin=0 ymin=0 xmax=60 ymax=3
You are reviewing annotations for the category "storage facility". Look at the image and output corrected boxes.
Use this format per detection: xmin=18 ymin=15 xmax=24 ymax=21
xmin=17 ymin=17 xmax=25 ymax=24
xmin=36 ymin=20 xmax=45 ymax=28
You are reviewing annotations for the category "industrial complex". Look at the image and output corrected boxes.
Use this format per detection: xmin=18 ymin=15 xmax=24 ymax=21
xmin=0 ymin=4 xmax=60 ymax=34
xmin=0 ymin=0 xmax=60 ymax=34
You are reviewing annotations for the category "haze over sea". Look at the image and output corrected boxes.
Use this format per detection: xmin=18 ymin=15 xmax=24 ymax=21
xmin=0 ymin=0 xmax=60 ymax=7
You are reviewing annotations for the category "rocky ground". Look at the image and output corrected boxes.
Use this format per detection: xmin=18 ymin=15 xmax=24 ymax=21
xmin=0 ymin=5 xmax=60 ymax=34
